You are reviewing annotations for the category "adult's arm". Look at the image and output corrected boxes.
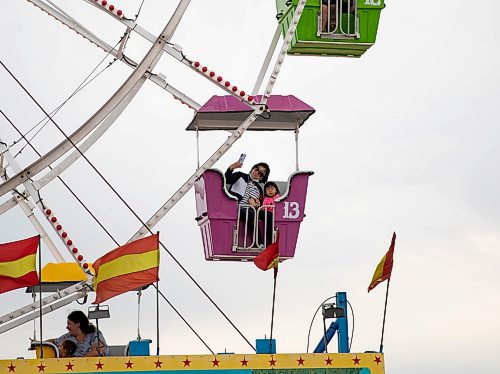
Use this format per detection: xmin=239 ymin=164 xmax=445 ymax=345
xmin=225 ymin=169 xmax=244 ymax=185
xmin=84 ymin=341 xmax=107 ymax=357
xmin=84 ymin=331 xmax=108 ymax=357
xmin=52 ymin=332 xmax=71 ymax=346
xmin=225 ymin=161 xmax=244 ymax=182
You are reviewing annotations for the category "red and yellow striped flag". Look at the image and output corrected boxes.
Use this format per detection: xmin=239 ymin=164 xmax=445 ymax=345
xmin=254 ymin=240 xmax=280 ymax=278
xmin=368 ymin=232 xmax=396 ymax=292
xmin=93 ymin=234 xmax=160 ymax=304
xmin=0 ymin=236 xmax=39 ymax=294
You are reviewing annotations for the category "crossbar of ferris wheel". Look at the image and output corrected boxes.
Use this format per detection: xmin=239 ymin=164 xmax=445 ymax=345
xmin=0 ymin=0 xmax=192 ymax=198
xmin=130 ymin=0 xmax=309 ymax=240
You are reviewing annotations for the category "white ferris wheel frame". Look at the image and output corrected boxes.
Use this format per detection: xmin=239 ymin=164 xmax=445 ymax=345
xmin=0 ymin=0 xmax=308 ymax=334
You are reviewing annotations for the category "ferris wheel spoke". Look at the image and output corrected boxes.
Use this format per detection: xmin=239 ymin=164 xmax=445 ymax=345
xmin=2 ymin=142 xmax=96 ymax=274
xmin=37 ymin=77 xmax=146 ymax=189
xmin=252 ymin=24 xmax=283 ymax=96
xmin=0 ymin=197 xmax=17 ymax=215
xmin=80 ymin=0 xmax=256 ymax=106
xmin=130 ymin=109 xmax=263 ymax=242
xmin=0 ymin=0 xmax=192 ymax=198
xmin=0 ymin=141 xmax=65 ymax=262
xmin=28 ymin=0 xmax=116 ymax=53
xmin=130 ymin=0 xmax=308 ymax=241
xmin=27 ymin=0 xmax=201 ymax=110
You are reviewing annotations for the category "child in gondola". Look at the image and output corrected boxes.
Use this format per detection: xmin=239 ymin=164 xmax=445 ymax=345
xmin=263 ymin=181 xmax=280 ymax=211
xmin=59 ymin=339 xmax=77 ymax=358
xmin=260 ymin=181 xmax=281 ymax=246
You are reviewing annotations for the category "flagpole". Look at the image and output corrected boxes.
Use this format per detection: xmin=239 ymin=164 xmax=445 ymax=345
xmin=269 ymin=269 xmax=277 ymax=353
xmin=379 ymin=278 xmax=391 ymax=353
xmin=38 ymin=235 xmax=43 ymax=359
xmin=32 ymin=290 xmax=37 ymax=341
xmin=156 ymin=281 xmax=160 ymax=356
xmin=137 ymin=288 xmax=142 ymax=340
xmin=156 ymin=232 xmax=160 ymax=356
xmin=95 ymin=307 xmax=101 ymax=357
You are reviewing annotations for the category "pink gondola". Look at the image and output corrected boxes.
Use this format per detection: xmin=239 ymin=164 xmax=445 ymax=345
xmin=191 ymin=94 xmax=315 ymax=261
xmin=195 ymin=169 xmax=313 ymax=261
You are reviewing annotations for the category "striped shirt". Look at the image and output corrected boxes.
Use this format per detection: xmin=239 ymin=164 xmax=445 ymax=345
xmin=240 ymin=181 xmax=260 ymax=205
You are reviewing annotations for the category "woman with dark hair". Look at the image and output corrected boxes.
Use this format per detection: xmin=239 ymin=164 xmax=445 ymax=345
xmin=225 ymin=160 xmax=270 ymax=206
xmin=49 ymin=310 xmax=109 ymax=357
xmin=225 ymin=159 xmax=272 ymax=247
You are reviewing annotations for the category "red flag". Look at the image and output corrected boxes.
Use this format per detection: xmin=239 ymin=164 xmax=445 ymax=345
xmin=368 ymin=232 xmax=396 ymax=292
xmin=253 ymin=240 xmax=279 ymax=278
xmin=0 ymin=236 xmax=39 ymax=294
xmin=93 ymin=234 xmax=160 ymax=304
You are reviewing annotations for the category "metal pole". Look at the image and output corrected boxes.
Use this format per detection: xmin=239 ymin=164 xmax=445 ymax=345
xmin=196 ymin=127 xmax=200 ymax=169
xmin=137 ymin=288 xmax=142 ymax=340
xmin=32 ymin=291 xmax=37 ymax=341
xmin=0 ymin=140 xmax=64 ymax=262
xmin=269 ymin=274 xmax=277 ymax=353
xmin=322 ymin=315 xmax=328 ymax=353
xmin=156 ymin=281 xmax=160 ymax=356
xmin=38 ymin=235 xmax=43 ymax=358
xmin=326 ymin=0 xmax=332 ymax=32
xmin=96 ymin=312 xmax=101 ymax=356
xmin=0 ymin=0 xmax=193 ymax=198
xmin=295 ymin=124 xmax=299 ymax=171
xmin=252 ymin=25 xmax=282 ymax=95
xmin=379 ymin=278 xmax=391 ymax=353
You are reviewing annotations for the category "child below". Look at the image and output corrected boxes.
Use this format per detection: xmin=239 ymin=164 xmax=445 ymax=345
xmin=263 ymin=181 xmax=280 ymax=211
xmin=59 ymin=339 xmax=77 ymax=358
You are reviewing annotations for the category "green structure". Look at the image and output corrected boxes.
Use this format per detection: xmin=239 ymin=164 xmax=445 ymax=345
xmin=275 ymin=0 xmax=385 ymax=57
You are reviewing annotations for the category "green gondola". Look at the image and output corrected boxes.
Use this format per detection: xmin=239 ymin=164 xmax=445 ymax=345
xmin=275 ymin=0 xmax=385 ymax=57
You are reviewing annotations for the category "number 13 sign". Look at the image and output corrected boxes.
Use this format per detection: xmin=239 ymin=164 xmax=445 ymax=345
xmin=283 ymin=201 xmax=301 ymax=219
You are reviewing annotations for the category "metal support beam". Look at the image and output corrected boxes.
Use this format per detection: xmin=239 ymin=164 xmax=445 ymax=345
xmin=336 ymin=292 xmax=350 ymax=353
xmin=313 ymin=321 xmax=339 ymax=353
xmin=28 ymin=0 xmax=200 ymax=110
xmin=0 ymin=282 xmax=88 ymax=328
xmin=0 ymin=290 xmax=88 ymax=334
xmin=37 ymin=77 xmax=146 ymax=189
xmin=0 ymin=0 xmax=192 ymax=198
xmin=0 ymin=196 xmax=17 ymax=215
xmin=130 ymin=0 xmax=308 ymax=240
xmin=252 ymin=24 xmax=282 ymax=95
xmin=0 ymin=142 xmax=64 ymax=262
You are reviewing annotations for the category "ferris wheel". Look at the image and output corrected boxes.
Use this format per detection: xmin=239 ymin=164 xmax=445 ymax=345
xmin=0 ymin=0 xmax=384 ymax=347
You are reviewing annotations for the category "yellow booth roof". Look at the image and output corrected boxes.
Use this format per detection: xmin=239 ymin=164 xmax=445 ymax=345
xmin=41 ymin=262 xmax=94 ymax=282
xmin=26 ymin=263 xmax=94 ymax=293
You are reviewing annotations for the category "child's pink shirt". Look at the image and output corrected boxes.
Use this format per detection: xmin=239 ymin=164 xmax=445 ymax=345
xmin=263 ymin=194 xmax=280 ymax=211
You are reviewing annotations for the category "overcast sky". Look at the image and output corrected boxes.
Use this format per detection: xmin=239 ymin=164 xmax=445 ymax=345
xmin=1 ymin=1 xmax=499 ymax=373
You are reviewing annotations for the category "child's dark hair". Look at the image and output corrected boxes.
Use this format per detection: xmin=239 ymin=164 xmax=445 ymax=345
xmin=264 ymin=181 xmax=280 ymax=195
xmin=62 ymin=340 xmax=77 ymax=356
